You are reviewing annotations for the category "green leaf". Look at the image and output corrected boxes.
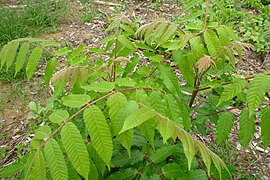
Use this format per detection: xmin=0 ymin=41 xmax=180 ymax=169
xmin=117 ymin=129 xmax=133 ymax=156
xmin=26 ymin=47 xmax=43 ymax=79
xmin=15 ymin=43 xmax=29 ymax=76
xmin=118 ymin=35 xmax=137 ymax=51
xmin=106 ymin=168 xmax=138 ymax=180
xmin=261 ymin=106 xmax=270 ymax=148
xmin=188 ymin=170 xmax=208 ymax=180
xmin=23 ymin=152 xmax=35 ymax=179
xmin=84 ymin=105 xmax=113 ymax=167
xmin=107 ymin=92 xmax=127 ymax=118
xmin=35 ymin=125 xmax=51 ymax=140
xmin=217 ymin=27 xmax=230 ymax=46
xmin=139 ymin=118 xmax=157 ymax=148
xmin=119 ymin=107 xmax=156 ymax=134
xmin=82 ymin=81 xmax=115 ymax=93
xmin=115 ymin=78 xmax=136 ymax=87
xmin=61 ymin=122 xmax=90 ymax=179
xmin=69 ymin=44 xmax=85 ymax=60
xmin=66 ymin=161 xmax=81 ymax=180
xmin=111 ymin=150 xmax=144 ymax=167
xmin=62 ymin=94 xmax=91 ymax=108
xmin=44 ymin=57 xmax=57 ymax=85
xmin=224 ymin=27 xmax=239 ymax=41
xmin=44 ymin=139 xmax=68 ymax=180
xmin=178 ymin=97 xmax=191 ymax=129
xmin=179 ymin=0 xmax=203 ymax=14
xmin=159 ymin=64 xmax=181 ymax=96
xmin=88 ymin=158 xmax=99 ymax=180
xmin=111 ymin=101 xmax=138 ymax=154
xmin=209 ymin=150 xmax=229 ymax=179
xmin=159 ymin=118 xmax=178 ymax=143
xmin=247 ymin=74 xmax=270 ymax=115
xmin=122 ymin=55 xmax=140 ymax=77
xmin=32 ymin=150 xmax=46 ymax=180
xmin=29 ymin=101 xmax=37 ymax=111
xmin=217 ymin=78 xmax=247 ymax=106
xmin=195 ymin=140 xmax=211 ymax=175
xmin=158 ymin=24 xmax=177 ymax=46
xmin=1 ymin=161 xmax=24 ymax=178
xmin=1 ymin=41 xmax=19 ymax=70
xmin=87 ymin=144 xmax=106 ymax=176
xmin=162 ymin=163 xmax=187 ymax=179
xmin=149 ymin=91 xmax=166 ymax=116
xmin=204 ymin=30 xmax=222 ymax=59
xmin=216 ymin=112 xmax=234 ymax=144
xmin=189 ymin=36 xmax=207 ymax=59
xmin=150 ymin=145 xmax=176 ymax=164
xmin=165 ymin=94 xmax=184 ymax=128
xmin=177 ymin=128 xmax=196 ymax=170
xmin=89 ymin=47 xmax=106 ymax=54
xmin=178 ymin=10 xmax=204 ymax=24
xmin=49 ymin=109 xmax=69 ymax=124
xmin=30 ymin=138 xmax=42 ymax=149
xmin=239 ymin=108 xmax=256 ymax=148
xmin=174 ymin=50 xmax=195 ymax=87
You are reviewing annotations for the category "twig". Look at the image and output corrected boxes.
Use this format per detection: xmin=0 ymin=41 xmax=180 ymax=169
xmin=204 ymin=0 xmax=209 ymax=30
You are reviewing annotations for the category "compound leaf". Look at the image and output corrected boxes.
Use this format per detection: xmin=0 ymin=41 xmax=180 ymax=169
xmin=32 ymin=150 xmax=46 ymax=180
xmin=1 ymin=161 xmax=24 ymax=178
xmin=204 ymin=30 xmax=222 ymax=59
xmin=49 ymin=109 xmax=69 ymax=124
xmin=61 ymin=122 xmax=90 ymax=179
xmin=162 ymin=163 xmax=186 ymax=179
xmin=26 ymin=47 xmax=43 ymax=79
xmin=216 ymin=112 xmax=234 ymax=144
xmin=1 ymin=41 xmax=19 ymax=70
xmin=149 ymin=145 xmax=176 ymax=164
xmin=82 ymin=81 xmax=115 ymax=93
xmin=177 ymin=128 xmax=196 ymax=170
xmin=84 ymin=105 xmax=113 ymax=167
xmin=34 ymin=125 xmax=51 ymax=140
xmin=107 ymin=92 xmax=127 ymax=118
xmin=44 ymin=139 xmax=68 ymax=180
xmin=217 ymin=78 xmax=247 ymax=106
xmin=119 ymin=107 xmax=156 ymax=134
xmin=159 ymin=64 xmax=181 ymax=96
xmin=239 ymin=108 xmax=256 ymax=148
xmin=118 ymin=35 xmax=137 ymax=51
xmin=62 ymin=94 xmax=91 ymax=108
xmin=106 ymin=168 xmax=138 ymax=180
xmin=15 ymin=43 xmax=29 ymax=76
xmin=247 ymin=74 xmax=270 ymax=115
xmin=44 ymin=57 xmax=57 ymax=85
xmin=261 ymin=106 xmax=270 ymax=148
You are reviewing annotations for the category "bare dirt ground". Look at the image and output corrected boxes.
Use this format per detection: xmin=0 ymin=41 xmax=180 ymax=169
xmin=0 ymin=0 xmax=270 ymax=179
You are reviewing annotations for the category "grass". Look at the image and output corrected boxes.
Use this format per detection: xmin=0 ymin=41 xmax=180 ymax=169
xmin=0 ymin=0 xmax=68 ymax=48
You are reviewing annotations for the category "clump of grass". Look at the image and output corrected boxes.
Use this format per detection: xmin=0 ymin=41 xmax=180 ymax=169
xmin=0 ymin=0 xmax=68 ymax=48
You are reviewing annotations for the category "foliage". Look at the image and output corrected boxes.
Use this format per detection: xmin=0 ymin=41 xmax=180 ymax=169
xmin=175 ymin=0 xmax=270 ymax=54
xmin=1 ymin=1 xmax=270 ymax=179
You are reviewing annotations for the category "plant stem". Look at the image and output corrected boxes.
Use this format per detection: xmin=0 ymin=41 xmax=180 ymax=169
xmin=204 ymin=0 xmax=209 ymax=30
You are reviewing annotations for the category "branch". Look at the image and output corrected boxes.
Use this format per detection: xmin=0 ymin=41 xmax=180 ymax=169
xmin=39 ymin=87 xmax=158 ymax=150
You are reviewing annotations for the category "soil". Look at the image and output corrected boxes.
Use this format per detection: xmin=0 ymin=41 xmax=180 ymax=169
xmin=0 ymin=0 xmax=269 ymax=179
